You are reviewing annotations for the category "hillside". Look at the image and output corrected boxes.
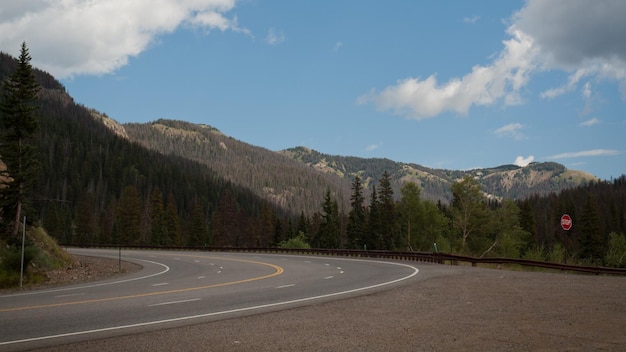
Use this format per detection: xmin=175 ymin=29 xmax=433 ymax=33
xmin=279 ymin=147 xmax=597 ymax=202
xmin=118 ymin=120 xmax=596 ymax=212
xmin=1 ymin=52 xmax=279 ymax=247
xmin=123 ymin=119 xmax=353 ymax=215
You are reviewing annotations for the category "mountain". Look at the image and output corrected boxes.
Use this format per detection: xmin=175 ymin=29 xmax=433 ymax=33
xmin=279 ymin=147 xmax=597 ymax=202
xmin=1 ymin=52 xmax=278 ymax=246
xmin=0 ymin=50 xmax=597 ymax=237
xmin=119 ymin=118 xmax=596 ymax=211
xmin=122 ymin=119 xmax=353 ymax=215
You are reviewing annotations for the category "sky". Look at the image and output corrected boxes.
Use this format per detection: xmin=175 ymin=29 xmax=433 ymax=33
xmin=1 ymin=0 xmax=625 ymax=180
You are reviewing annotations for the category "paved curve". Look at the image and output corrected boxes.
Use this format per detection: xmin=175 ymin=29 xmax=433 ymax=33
xmin=0 ymin=248 xmax=419 ymax=351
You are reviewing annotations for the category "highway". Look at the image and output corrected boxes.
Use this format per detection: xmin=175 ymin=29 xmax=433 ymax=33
xmin=0 ymin=248 xmax=419 ymax=351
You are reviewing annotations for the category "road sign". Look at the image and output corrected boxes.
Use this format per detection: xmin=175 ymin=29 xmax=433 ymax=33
xmin=561 ymin=214 xmax=573 ymax=231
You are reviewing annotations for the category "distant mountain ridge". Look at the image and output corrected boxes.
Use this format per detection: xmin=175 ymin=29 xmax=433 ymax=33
xmin=279 ymin=146 xmax=597 ymax=202
xmin=5 ymin=45 xmax=592 ymax=213
xmin=115 ymin=118 xmax=596 ymax=212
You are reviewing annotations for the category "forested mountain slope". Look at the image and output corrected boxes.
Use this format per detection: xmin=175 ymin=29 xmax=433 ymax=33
xmin=1 ymin=52 xmax=280 ymax=246
xmin=280 ymin=147 xmax=597 ymax=202
xmin=120 ymin=120 xmax=596 ymax=213
xmin=123 ymin=119 xmax=353 ymax=215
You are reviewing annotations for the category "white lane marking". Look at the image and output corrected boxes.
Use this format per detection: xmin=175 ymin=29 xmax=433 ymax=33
xmin=276 ymin=284 xmax=295 ymax=289
xmin=324 ymin=263 xmax=330 ymax=266
xmin=0 ymin=259 xmax=418 ymax=347
xmin=194 ymin=260 xmax=200 ymax=263
xmin=197 ymin=276 xmax=206 ymax=279
xmin=0 ymin=258 xmax=171 ymax=298
xmin=324 ymin=276 xmax=334 ymax=280
xmin=152 ymin=283 xmax=169 ymax=287
xmin=148 ymin=298 xmax=201 ymax=307
xmin=55 ymin=293 xmax=85 ymax=299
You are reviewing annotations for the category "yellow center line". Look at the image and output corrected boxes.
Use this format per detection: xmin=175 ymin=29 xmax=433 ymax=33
xmin=0 ymin=256 xmax=283 ymax=313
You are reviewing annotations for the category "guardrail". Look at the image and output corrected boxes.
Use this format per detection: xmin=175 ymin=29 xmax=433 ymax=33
xmin=64 ymin=244 xmax=626 ymax=276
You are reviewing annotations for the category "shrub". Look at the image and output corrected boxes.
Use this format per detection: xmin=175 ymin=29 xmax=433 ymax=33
xmin=604 ymin=232 xmax=626 ymax=268
xmin=279 ymin=232 xmax=311 ymax=249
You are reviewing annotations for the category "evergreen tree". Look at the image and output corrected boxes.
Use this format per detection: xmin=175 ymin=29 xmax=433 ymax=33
xmin=149 ymin=187 xmax=165 ymax=245
xmin=347 ymin=175 xmax=366 ymax=249
xmin=365 ymin=185 xmax=384 ymax=250
xmin=296 ymin=211 xmax=310 ymax=240
xmin=317 ymin=190 xmax=340 ymax=248
xmin=378 ymin=171 xmax=397 ymax=250
xmin=116 ymin=185 xmax=142 ymax=244
xmin=187 ymin=197 xmax=208 ymax=246
xmin=101 ymin=197 xmax=117 ymax=244
xmin=578 ymin=194 xmax=603 ymax=261
xmin=74 ymin=192 xmax=97 ymax=244
xmin=259 ymin=202 xmax=274 ymax=247
xmin=518 ymin=200 xmax=537 ymax=253
xmin=164 ymin=191 xmax=182 ymax=246
xmin=272 ymin=217 xmax=284 ymax=246
xmin=0 ymin=42 xmax=40 ymax=240
xmin=211 ymin=188 xmax=239 ymax=246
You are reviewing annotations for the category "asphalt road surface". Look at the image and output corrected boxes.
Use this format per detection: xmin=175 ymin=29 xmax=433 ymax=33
xmin=0 ymin=248 xmax=419 ymax=351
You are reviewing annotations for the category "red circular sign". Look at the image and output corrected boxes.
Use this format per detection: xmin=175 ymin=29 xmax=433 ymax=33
xmin=561 ymin=214 xmax=573 ymax=231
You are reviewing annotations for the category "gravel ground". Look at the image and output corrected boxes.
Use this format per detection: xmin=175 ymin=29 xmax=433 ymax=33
xmin=25 ymin=257 xmax=626 ymax=352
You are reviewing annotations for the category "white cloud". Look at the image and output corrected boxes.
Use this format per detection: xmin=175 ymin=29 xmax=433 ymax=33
xmin=514 ymin=0 xmax=626 ymax=99
xmin=494 ymin=123 xmax=526 ymax=140
xmin=464 ymin=16 xmax=480 ymax=24
xmin=580 ymin=117 xmax=600 ymax=126
xmin=361 ymin=0 xmax=626 ymax=119
xmin=357 ymin=29 xmax=538 ymax=120
xmin=365 ymin=142 xmax=382 ymax=152
xmin=0 ymin=0 xmax=244 ymax=78
xmin=548 ymin=149 xmax=620 ymax=159
xmin=266 ymin=28 xmax=285 ymax=45
xmin=514 ymin=155 xmax=534 ymax=167
xmin=333 ymin=41 xmax=343 ymax=52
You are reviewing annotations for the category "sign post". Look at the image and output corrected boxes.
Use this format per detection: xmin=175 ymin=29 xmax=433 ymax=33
xmin=561 ymin=214 xmax=572 ymax=231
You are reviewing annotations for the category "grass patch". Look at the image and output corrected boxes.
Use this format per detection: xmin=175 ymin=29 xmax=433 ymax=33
xmin=0 ymin=227 xmax=76 ymax=289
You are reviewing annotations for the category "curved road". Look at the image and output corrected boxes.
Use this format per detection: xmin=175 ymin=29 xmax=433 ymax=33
xmin=0 ymin=248 xmax=419 ymax=351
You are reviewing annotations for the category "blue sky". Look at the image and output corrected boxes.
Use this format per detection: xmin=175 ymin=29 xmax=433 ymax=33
xmin=2 ymin=1 xmax=625 ymax=180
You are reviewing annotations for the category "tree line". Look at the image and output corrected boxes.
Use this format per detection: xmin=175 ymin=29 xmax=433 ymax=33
xmin=301 ymin=172 xmax=626 ymax=267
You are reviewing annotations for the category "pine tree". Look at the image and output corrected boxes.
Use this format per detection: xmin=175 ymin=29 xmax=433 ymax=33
xmin=149 ymin=187 xmax=165 ymax=245
xmin=347 ymin=175 xmax=366 ymax=249
xmin=187 ymin=197 xmax=208 ymax=246
xmin=578 ymin=194 xmax=603 ymax=262
xmin=317 ymin=189 xmax=340 ymax=248
xmin=164 ymin=191 xmax=182 ymax=246
xmin=378 ymin=171 xmax=397 ymax=250
xmin=0 ymin=42 xmax=40 ymax=240
xmin=74 ymin=192 xmax=97 ymax=244
xmin=365 ymin=185 xmax=384 ymax=250
xmin=116 ymin=185 xmax=142 ymax=244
